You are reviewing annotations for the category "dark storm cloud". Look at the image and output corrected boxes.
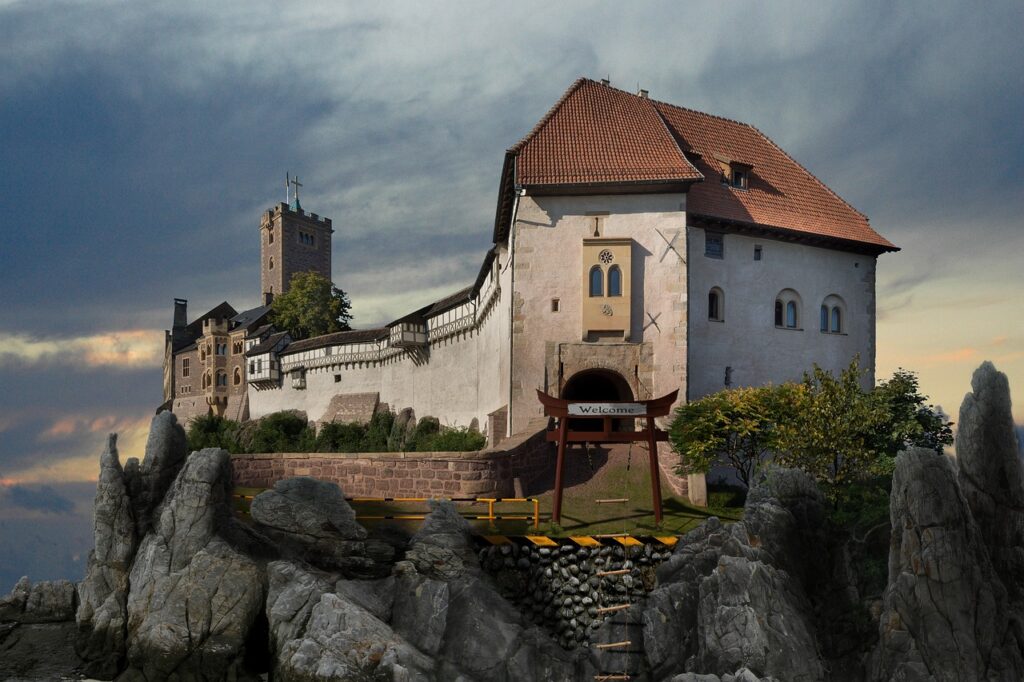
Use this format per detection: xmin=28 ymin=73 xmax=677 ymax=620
xmin=1 ymin=484 xmax=75 ymax=515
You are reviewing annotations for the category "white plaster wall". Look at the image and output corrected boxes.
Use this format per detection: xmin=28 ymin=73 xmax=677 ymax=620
xmin=247 ymin=250 xmax=512 ymax=434
xmin=686 ymin=227 xmax=877 ymax=400
xmin=509 ymin=193 xmax=688 ymax=433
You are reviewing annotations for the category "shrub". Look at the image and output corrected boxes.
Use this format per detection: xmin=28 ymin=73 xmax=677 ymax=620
xmin=250 ymin=411 xmax=313 ymax=453
xmin=186 ymin=414 xmax=240 ymax=453
xmin=363 ymin=410 xmax=396 ymax=452
xmin=417 ymin=427 xmax=487 ymax=452
xmin=408 ymin=416 xmax=440 ymax=451
xmin=315 ymin=421 xmax=368 ymax=452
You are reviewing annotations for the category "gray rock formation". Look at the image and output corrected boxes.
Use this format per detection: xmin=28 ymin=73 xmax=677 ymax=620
xmin=122 ymin=448 xmax=264 ymax=681
xmin=873 ymin=446 xmax=1024 ymax=681
xmin=75 ymin=433 xmax=138 ymax=678
xmin=131 ymin=411 xmax=189 ymax=537
xmin=670 ymin=670 xmax=780 ymax=682
xmin=956 ymin=361 xmax=1024 ymax=606
xmin=644 ymin=467 xmax=827 ymax=681
xmin=267 ymin=561 xmax=436 ymax=682
xmin=0 ymin=577 xmax=76 ymax=624
xmin=250 ymin=476 xmax=392 ymax=576
xmin=0 ymin=621 xmax=80 ymax=681
xmin=388 ymin=406 xmax=416 ymax=451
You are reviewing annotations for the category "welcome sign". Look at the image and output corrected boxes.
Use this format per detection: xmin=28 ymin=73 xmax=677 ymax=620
xmin=567 ymin=402 xmax=647 ymax=417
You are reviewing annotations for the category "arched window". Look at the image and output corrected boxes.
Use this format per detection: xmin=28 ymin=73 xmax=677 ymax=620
xmin=821 ymin=294 xmax=846 ymax=334
xmin=775 ymin=289 xmax=802 ymax=329
xmin=589 ymin=266 xmax=603 ymax=297
xmin=268 ymin=228 xmax=274 ymax=244
xmin=233 ymin=367 xmax=242 ymax=386
xmin=708 ymin=287 xmax=723 ymax=321
xmin=269 ymin=257 xmax=274 ymax=270
xmin=607 ymin=266 xmax=622 ymax=297
xmin=216 ymin=371 xmax=227 ymax=387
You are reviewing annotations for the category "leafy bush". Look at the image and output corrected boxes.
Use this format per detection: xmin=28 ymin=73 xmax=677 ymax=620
xmin=408 ymin=416 xmax=440 ymax=451
xmin=249 ymin=411 xmax=314 ymax=453
xmin=315 ymin=421 xmax=368 ymax=452
xmin=186 ymin=414 xmax=239 ymax=453
xmin=363 ymin=410 xmax=396 ymax=452
xmin=417 ymin=427 xmax=487 ymax=452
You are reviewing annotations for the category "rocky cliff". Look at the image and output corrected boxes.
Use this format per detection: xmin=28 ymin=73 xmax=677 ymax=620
xmin=0 ymin=361 xmax=1021 ymax=681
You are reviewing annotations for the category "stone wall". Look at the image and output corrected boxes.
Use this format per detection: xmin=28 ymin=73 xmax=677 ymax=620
xmin=230 ymin=425 xmax=553 ymax=498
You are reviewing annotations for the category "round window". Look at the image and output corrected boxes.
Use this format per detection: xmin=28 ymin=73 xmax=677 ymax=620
xmin=599 ymin=250 xmax=614 ymax=264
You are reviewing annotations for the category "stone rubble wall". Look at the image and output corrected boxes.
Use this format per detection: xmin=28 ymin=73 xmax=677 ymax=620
xmin=230 ymin=425 xmax=553 ymax=498
xmin=479 ymin=541 xmax=670 ymax=651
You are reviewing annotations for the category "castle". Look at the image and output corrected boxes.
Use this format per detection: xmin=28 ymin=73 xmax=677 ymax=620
xmin=162 ymin=78 xmax=897 ymax=445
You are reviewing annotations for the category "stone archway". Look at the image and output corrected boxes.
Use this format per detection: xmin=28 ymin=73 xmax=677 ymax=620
xmin=561 ymin=368 xmax=634 ymax=431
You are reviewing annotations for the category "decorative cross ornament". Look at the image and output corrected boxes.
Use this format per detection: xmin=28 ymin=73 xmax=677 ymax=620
xmin=656 ymin=228 xmax=685 ymax=264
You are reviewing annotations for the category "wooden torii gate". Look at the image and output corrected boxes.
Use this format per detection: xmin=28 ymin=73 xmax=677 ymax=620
xmin=537 ymin=389 xmax=678 ymax=526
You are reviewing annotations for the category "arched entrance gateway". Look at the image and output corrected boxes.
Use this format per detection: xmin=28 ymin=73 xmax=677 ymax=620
xmin=561 ymin=369 xmax=633 ymax=431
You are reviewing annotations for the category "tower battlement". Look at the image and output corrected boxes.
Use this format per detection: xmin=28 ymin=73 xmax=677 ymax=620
xmin=261 ymin=203 xmax=333 ymax=230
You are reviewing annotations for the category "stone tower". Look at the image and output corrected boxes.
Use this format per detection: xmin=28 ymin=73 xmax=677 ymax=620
xmin=259 ymin=199 xmax=334 ymax=304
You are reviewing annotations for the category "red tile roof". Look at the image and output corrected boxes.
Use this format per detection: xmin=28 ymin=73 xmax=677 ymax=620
xmin=510 ymin=78 xmax=895 ymax=251
xmin=512 ymin=78 xmax=702 ymax=187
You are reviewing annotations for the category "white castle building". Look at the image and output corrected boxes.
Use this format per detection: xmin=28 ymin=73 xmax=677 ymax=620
xmin=163 ymin=78 xmax=897 ymax=445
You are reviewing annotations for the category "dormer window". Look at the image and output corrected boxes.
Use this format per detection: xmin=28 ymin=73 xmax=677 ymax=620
xmin=731 ymin=168 xmax=748 ymax=189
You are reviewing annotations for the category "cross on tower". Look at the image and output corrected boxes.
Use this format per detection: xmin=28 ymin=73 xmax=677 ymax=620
xmin=290 ymin=175 xmax=303 ymax=201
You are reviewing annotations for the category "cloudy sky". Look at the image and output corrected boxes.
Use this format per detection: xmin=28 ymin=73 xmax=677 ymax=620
xmin=1 ymin=1 xmax=1022 ymax=590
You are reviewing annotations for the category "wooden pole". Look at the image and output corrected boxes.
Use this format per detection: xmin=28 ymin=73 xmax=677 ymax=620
xmin=552 ymin=417 xmax=569 ymax=524
xmin=647 ymin=416 xmax=663 ymax=526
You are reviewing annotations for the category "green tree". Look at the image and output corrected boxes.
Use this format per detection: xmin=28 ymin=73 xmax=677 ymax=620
xmin=270 ymin=271 xmax=353 ymax=340
xmin=869 ymin=368 xmax=953 ymax=459
xmin=669 ymin=385 xmax=785 ymax=487
xmin=772 ymin=360 xmax=888 ymax=492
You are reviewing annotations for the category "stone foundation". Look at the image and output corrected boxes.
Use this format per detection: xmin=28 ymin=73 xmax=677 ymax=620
xmin=230 ymin=425 xmax=553 ymax=498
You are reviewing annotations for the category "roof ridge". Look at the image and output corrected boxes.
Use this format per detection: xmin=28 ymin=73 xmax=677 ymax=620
xmin=508 ymin=77 xmax=589 ymax=153
xmin=644 ymin=97 xmax=704 ymax=183
xmin=744 ymin=122 xmax=873 ymax=226
xmin=653 ymin=96 xmax=875 ymax=229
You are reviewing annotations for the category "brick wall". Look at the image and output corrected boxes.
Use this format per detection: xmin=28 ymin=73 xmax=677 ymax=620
xmin=230 ymin=423 xmax=553 ymax=498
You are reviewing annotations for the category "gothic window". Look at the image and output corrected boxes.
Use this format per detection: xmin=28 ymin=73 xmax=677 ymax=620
xmin=608 ymin=266 xmax=622 ymax=296
xmin=708 ymin=288 xmax=723 ymax=321
xmin=216 ymin=371 xmax=227 ymax=387
xmin=232 ymin=340 xmax=243 ymax=354
xmin=589 ymin=266 xmax=603 ymax=297
xmin=233 ymin=367 xmax=242 ymax=386
xmin=269 ymin=257 xmax=274 ymax=270
xmin=268 ymin=228 xmax=274 ymax=244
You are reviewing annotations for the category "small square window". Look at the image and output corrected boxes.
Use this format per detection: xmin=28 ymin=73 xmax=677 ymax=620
xmin=705 ymin=233 xmax=724 ymax=259
xmin=551 ymin=298 xmax=560 ymax=312
xmin=334 ymin=374 xmax=342 ymax=383
xmin=754 ymin=245 xmax=762 ymax=261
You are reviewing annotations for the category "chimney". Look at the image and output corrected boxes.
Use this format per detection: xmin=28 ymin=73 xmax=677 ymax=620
xmin=171 ymin=298 xmax=189 ymax=351
xmin=638 ymin=88 xmax=649 ymax=99
xmin=600 ymin=78 xmax=610 ymax=86
xmin=173 ymin=298 xmax=188 ymax=331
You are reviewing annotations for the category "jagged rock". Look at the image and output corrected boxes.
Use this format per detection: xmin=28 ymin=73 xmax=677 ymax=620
xmin=267 ymin=561 xmax=435 ymax=682
xmin=132 ymin=411 xmax=188 ymax=537
xmin=956 ymin=361 xmax=1024 ymax=606
xmin=122 ymin=448 xmax=264 ymax=681
xmin=250 ymin=476 xmax=391 ymax=576
xmin=0 ymin=622 xmax=80 ymax=680
xmin=872 ymin=446 xmax=1024 ymax=681
xmin=389 ymin=407 xmax=416 ymax=451
xmin=75 ymin=433 xmax=137 ymax=678
xmin=670 ymin=669 xmax=780 ymax=682
xmin=697 ymin=555 xmax=823 ymax=680
xmin=0 ymin=577 xmax=76 ymax=624
xmin=406 ymin=499 xmax=480 ymax=580
xmin=392 ymin=567 xmax=450 ymax=655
